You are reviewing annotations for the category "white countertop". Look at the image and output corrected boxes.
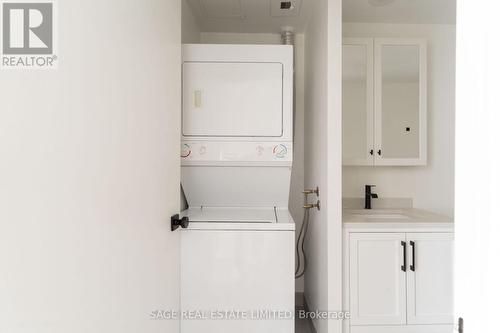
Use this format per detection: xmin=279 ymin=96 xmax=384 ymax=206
xmin=343 ymin=208 xmax=453 ymax=231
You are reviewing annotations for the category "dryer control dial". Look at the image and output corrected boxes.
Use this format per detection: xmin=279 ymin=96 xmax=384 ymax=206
xmin=272 ymin=144 xmax=288 ymax=159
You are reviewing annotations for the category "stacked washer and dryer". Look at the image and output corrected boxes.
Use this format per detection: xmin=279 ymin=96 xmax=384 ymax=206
xmin=180 ymin=44 xmax=295 ymax=333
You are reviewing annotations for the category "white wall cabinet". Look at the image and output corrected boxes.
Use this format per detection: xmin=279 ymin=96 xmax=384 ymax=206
xmin=343 ymin=38 xmax=427 ymax=166
xmin=344 ymin=229 xmax=453 ymax=333
xmin=343 ymin=38 xmax=374 ymax=166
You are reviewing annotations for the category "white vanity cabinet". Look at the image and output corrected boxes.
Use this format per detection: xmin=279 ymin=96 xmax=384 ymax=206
xmin=343 ymin=38 xmax=427 ymax=166
xmin=343 ymin=224 xmax=454 ymax=333
xmin=348 ymin=233 xmax=407 ymax=326
xmin=406 ymin=233 xmax=454 ymax=326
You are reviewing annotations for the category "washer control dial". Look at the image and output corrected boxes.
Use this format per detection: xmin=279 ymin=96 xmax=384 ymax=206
xmin=181 ymin=144 xmax=191 ymax=158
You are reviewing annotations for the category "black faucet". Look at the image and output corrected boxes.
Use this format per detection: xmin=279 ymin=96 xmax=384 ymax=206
xmin=365 ymin=185 xmax=378 ymax=209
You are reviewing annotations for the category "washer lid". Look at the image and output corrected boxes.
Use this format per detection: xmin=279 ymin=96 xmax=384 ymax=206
xmin=180 ymin=207 xmax=295 ymax=231
xmin=186 ymin=207 xmax=276 ymax=223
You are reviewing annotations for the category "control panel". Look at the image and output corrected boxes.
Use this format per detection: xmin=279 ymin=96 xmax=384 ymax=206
xmin=181 ymin=141 xmax=293 ymax=164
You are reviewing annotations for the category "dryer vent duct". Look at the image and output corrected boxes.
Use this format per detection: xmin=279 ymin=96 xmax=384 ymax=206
xmin=281 ymin=27 xmax=295 ymax=45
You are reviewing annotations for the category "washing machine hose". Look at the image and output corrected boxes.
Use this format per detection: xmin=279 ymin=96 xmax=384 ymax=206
xmin=295 ymin=207 xmax=310 ymax=279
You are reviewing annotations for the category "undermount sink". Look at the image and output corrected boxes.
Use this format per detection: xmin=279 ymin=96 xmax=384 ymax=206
xmin=348 ymin=210 xmax=411 ymax=220
xmin=351 ymin=213 xmax=410 ymax=219
xmin=343 ymin=207 xmax=453 ymax=224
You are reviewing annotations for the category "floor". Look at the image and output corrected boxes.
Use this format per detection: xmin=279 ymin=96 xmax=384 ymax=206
xmin=295 ymin=307 xmax=314 ymax=333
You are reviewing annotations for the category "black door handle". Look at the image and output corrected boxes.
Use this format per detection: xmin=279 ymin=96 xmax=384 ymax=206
xmin=171 ymin=214 xmax=189 ymax=231
xmin=401 ymin=241 xmax=407 ymax=272
xmin=410 ymin=241 xmax=416 ymax=271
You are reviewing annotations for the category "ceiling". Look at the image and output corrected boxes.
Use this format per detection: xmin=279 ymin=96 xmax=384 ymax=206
xmin=343 ymin=0 xmax=456 ymax=24
xmin=185 ymin=0 xmax=456 ymax=35
xmin=185 ymin=0 xmax=314 ymax=33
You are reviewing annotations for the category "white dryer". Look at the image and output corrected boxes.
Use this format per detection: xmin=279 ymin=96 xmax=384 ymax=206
xmin=180 ymin=44 xmax=295 ymax=333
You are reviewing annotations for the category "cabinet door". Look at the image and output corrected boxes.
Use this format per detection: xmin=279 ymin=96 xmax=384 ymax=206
xmin=374 ymin=38 xmax=427 ymax=166
xmin=349 ymin=233 xmax=407 ymax=325
xmin=342 ymin=38 xmax=374 ymax=166
xmin=406 ymin=233 xmax=454 ymax=325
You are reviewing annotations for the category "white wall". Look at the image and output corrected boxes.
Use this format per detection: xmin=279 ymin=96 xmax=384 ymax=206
xmin=342 ymin=23 xmax=456 ymax=217
xmin=303 ymin=0 xmax=343 ymax=332
xmin=201 ymin=32 xmax=282 ymax=44
xmin=304 ymin=2 xmax=328 ymax=329
xmin=327 ymin=1 xmax=343 ymax=333
xmin=199 ymin=32 xmax=307 ymax=293
xmin=0 ymin=1 xmax=182 ymax=332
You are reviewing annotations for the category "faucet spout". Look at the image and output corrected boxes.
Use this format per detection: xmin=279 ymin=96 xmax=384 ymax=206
xmin=364 ymin=185 xmax=378 ymax=209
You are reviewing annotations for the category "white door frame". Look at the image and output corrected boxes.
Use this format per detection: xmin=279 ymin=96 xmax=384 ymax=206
xmin=455 ymin=1 xmax=500 ymax=332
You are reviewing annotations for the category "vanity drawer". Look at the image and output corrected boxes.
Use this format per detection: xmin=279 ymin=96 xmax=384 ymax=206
xmin=350 ymin=324 xmax=453 ymax=333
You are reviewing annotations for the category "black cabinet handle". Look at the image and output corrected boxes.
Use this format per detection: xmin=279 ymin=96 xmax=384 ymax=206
xmin=401 ymin=241 xmax=407 ymax=272
xmin=410 ymin=241 xmax=416 ymax=271
xmin=377 ymin=149 xmax=382 ymax=156
xmin=370 ymin=149 xmax=374 ymax=156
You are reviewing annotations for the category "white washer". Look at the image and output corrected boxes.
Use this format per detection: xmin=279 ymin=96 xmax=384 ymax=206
xmin=180 ymin=207 xmax=294 ymax=333
xmin=180 ymin=44 xmax=295 ymax=333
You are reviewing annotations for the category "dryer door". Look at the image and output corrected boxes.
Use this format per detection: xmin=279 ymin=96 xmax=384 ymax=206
xmin=182 ymin=62 xmax=283 ymax=137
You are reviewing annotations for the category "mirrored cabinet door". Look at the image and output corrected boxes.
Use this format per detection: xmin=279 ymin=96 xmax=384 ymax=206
xmin=374 ymin=38 xmax=427 ymax=165
xmin=342 ymin=38 xmax=374 ymax=166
